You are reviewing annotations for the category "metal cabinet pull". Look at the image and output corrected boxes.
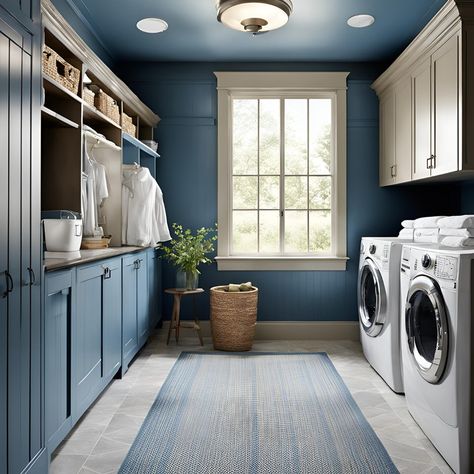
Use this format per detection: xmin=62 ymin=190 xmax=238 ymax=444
xmin=27 ymin=267 xmax=36 ymax=286
xmin=103 ymin=267 xmax=111 ymax=279
xmin=3 ymin=271 xmax=13 ymax=298
xmin=390 ymin=165 xmax=397 ymax=178
xmin=431 ymin=154 xmax=436 ymax=169
xmin=427 ymin=157 xmax=432 ymax=169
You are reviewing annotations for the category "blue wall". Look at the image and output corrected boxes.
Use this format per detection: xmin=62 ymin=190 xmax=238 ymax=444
xmin=51 ymin=0 xmax=115 ymax=67
xmin=120 ymin=61 xmax=462 ymax=323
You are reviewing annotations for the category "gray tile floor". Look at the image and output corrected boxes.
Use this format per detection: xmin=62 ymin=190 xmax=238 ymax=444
xmin=51 ymin=333 xmax=453 ymax=474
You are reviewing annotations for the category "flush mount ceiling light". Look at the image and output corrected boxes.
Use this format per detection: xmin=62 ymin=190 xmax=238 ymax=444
xmin=216 ymin=0 xmax=293 ymax=34
xmin=136 ymin=18 xmax=168 ymax=34
xmin=347 ymin=14 xmax=375 ymax=28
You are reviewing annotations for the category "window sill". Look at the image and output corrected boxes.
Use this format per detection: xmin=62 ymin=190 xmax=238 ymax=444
xmin=215 ymin=256 xmax=349 ymax=271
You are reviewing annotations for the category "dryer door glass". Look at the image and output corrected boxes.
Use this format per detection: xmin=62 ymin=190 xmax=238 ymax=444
xmin=405 ymin=275 xmax=449 ymax=384
xmin=358 ymin=259 xmax=385 ymax=337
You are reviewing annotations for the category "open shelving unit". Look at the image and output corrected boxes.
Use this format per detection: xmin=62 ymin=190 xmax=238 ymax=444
xmin=41 ymin=11 xmax=160 ymax=244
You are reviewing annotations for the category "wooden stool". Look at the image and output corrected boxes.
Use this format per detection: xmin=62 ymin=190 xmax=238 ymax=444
xmin=165 ymin=288 xmax=204 ymax=346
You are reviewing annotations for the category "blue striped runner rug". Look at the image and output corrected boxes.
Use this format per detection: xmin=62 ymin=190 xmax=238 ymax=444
xmin=119 ymin=352 xmax=398 ymax=473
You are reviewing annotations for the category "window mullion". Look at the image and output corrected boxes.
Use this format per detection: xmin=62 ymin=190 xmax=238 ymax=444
xmin=280 ymin=98 xmax=285 ymax=255
xmin=307 ymin=98 xmax=310 ymax=253
xmin=257 ymin=99 xmax=260 ymax=253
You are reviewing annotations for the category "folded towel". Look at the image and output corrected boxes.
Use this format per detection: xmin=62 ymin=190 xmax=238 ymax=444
xmin=438 ymin=215 xmax=474 ymax=229
xmin=401 ymin=220 xmax=415 ymax=229
xmin=439 ymin=228 xmax=474 ymax=237
xmin=414 ymin=228 xmax=439 ymax=243
xmin=413 ymin=216 xmax=446 ymax=229
xmin=440 ymin=236 xmax=474 ymax=248
xmin=226 ymin=282 xmax=253 ymax=292
xmin=398 ymin=228 xmax=414 ymax=239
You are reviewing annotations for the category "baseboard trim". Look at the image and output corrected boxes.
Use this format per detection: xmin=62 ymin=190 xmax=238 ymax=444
xmin=160 ymin=321 xmax=360 ymax=341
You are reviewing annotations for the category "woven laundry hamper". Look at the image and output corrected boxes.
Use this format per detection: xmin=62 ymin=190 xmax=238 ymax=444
xmin=210 ymin=286 xmax=258 ymax=351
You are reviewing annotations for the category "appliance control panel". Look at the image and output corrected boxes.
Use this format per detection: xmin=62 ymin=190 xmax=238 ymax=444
xmin=434 ymin=256 xmax=458 ymax=281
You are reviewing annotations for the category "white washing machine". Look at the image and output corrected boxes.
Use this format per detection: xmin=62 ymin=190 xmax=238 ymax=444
xmin=358 ymin=237 xmax=409 ymax=393
xmin=400 ymin=244 xmax=474 ymax=473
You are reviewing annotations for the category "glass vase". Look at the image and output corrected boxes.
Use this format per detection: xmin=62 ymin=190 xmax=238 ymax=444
xmin=176 ymin=270 xmax=199 ymax=290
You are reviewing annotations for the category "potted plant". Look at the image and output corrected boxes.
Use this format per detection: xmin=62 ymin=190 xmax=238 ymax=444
xmin=161 ymin=223 xmax=217 ymax=290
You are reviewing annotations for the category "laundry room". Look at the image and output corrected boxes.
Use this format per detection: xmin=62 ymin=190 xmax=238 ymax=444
xmin=1 ymin=0 xmax=473 ymax=473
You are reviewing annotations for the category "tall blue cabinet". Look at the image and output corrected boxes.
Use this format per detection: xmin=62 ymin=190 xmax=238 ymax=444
xmin=0 ymin=0 xmax=46 ymax=472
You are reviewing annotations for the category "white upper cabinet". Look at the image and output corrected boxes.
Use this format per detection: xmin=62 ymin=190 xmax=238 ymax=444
xmin=412 ymin=58 xmax=432 ymax=181
xmin=372 ymin=0 xmax=472 ymax=186
xmin=379 ymin=77 xmax=412 ymax=186
xmin=432 ymin=34 xmax=459 ymax=177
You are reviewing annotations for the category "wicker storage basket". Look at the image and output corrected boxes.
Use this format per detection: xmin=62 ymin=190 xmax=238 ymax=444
xmin=83 ymin=87 xmax=96 ymax=108
xmin=94 ymin=89 xmax=120 ymax=125
xmin=210 ymin=286 xmax=258 ymax=351
xmin=122 ymin=112 xmax=136 ymax=137
xmin=42 ymin=45 xmax=80 ymax=94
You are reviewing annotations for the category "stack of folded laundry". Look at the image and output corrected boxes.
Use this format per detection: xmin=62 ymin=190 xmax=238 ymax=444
xmin=413 ymin=216 xmax=445 ymax=243
xmin=398 ymin=220 xmax=415 ymax=239
xmin=398 ymin=220 xmax=415 ymax=240
xmin=438 ymin=215 xmax=474 ymax=247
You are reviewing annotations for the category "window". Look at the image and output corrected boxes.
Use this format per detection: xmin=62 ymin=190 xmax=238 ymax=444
xmin=215 ymin=72 xmax=348 ymax=271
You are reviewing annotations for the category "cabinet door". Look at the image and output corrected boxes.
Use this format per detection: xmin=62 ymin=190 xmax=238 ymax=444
xmin=137 ymin=254 xmax=149 ymax=347
xmin=103 ymin=259 xmax=122 ymax=379
xmin=122 ymin=256 xmax=138 ymax=365
xmin=75 ymin=265 xmax=103 ymax=417
xmin=394 ymin=76 xmax=412 ymax=183
xmin=44 ymin=270 xmax=72 ymax=451
xmin=412 ymin=58 xmax=432 ymax=180
xmin=379 ymin=91 xmax=396 ymax=186
xmin=148 ymin=250 xmax=161 ymax=330
xmin=0 ymin=31 xmax=9 ymax=474
xmin=432 ymin=34 xmax=459 ymax=177
xmin=7 ymin=37 xmax=33 ymax=474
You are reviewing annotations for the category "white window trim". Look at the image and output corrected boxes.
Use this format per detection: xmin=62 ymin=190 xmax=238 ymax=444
xmin=215 ymin=72 xmax=349 ymax=271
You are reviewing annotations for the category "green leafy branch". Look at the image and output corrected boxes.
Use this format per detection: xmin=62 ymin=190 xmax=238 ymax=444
xmin=161 ymin=223 xmax=218 ymax=275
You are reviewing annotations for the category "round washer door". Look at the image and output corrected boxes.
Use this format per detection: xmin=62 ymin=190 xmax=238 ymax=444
xmin=405 ymin=275 xmax=449 ymax=384
xmin=358 ymin=258 xmax=386 ymax=337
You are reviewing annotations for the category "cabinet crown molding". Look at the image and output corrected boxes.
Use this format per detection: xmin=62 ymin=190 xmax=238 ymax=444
xmin=372 ymin=0 xmax=461 ymax=95
xmin=41 ymin=0 xmax=159 ymax=126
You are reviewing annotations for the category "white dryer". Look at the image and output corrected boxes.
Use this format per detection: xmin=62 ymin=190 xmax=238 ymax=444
xmin=358 ymin=237 xmax=409 ymax=393
xmin=400 ymin=244 xmax=474 ymax=473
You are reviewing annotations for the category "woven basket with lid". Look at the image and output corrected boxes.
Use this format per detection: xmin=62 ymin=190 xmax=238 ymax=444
xmin=210 ymin=285 xmax=258 ymax=351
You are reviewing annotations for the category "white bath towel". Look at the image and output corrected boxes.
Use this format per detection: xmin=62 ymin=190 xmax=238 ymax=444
xmin=414 ymin=228 xmax=439 ymax=243
xmin=398 ymin=228 xmax=414 ymax=239
xmin=401 ymin=220 xmax=415 ymax=229
xmin=437 ymin=215 xmax=474 ymax=229
xmin=413 ymin=216 xmax=446 ymax=229
xmin=440 ymin=236 xmax=474 ymax=247
xmin=439 ymin=228 xmax=474 ymax=237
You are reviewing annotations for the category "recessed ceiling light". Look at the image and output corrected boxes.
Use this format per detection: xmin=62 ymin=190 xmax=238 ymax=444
xmin=347 ymin=14 xmax=375 ymax=28
xmin=137 ymin=18 xmax=168 ymax=34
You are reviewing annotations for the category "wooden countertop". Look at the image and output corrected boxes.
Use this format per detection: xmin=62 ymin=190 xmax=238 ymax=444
xmin=44 ymin=246 xmax=159 ymax=271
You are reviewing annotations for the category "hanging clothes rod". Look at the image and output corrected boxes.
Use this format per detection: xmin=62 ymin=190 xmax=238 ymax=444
xmin=84 ymin=130 xmax=122 ymax=151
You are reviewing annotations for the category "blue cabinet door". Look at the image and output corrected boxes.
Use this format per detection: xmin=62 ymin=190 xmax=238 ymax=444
xmin=122 ymin=255 xmax=138 ymax=367
xmin=147 ymin=249 xmax=162 ymax=330
xmin=44 ymin=270 xmax=73 ymax=452
xmin=103 ymin=258 xmax=122 ymax=379
xmin=75 ymin=264 xmax=103 ymax=418
xmin=137 ymin=253 xmax=149 ymax=347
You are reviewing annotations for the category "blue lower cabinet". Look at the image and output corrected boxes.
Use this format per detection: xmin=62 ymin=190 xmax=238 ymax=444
xmin=122 ymin=255 xmax=139 ymax=368
xmin=147 ymin=248 xmax=162 ymax=330
xmin=75 ymin=264 xmax=104 ymax=419
xmin=74 ymin=257 xmax=123 ymax=420
xmin=122 ymin=251 xmax=150 ymax=370
xmin=103 ymin=259 xmax=122 ymax=379
xmin=44 ymin=269 xmax=74 ymax=453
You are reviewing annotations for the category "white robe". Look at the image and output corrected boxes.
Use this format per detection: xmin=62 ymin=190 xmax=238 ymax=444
xmin=122 ymin=167 xmax=171 ymax=247
xmin=82 ymin=148 xmax=109 ymax=237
